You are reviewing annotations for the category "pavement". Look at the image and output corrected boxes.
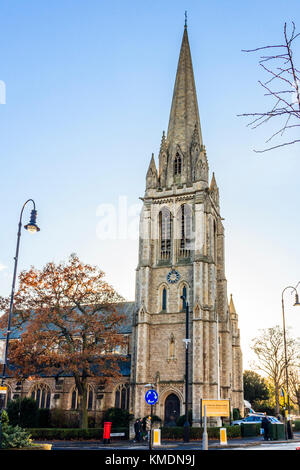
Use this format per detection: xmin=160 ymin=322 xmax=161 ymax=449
xmin=34 ymin=433 xmax=300 ymax=450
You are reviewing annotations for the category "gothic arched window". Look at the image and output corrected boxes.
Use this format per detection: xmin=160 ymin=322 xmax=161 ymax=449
xmin=31 ymin=383 xmax=51 ymax=409
xmin=115 ymin=384 xmax=130 ymax=410
xmin=174 ymin=153 xmax=182 ymax=175
xmin=159 ymin=208 xmax=172 ymax=259
xmin=178 ymin=204 xmax=192 ymax=257
xmin=181 ymin=285 xmax=187 ymax=311
xmin=162 ymin=287 xmax=167 ymax=311
xmin=70 ymin=385 xmax=94 ymax=410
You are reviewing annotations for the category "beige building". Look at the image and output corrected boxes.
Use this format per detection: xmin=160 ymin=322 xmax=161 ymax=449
xmin=0 ymin=25 xmax=243 ymax=426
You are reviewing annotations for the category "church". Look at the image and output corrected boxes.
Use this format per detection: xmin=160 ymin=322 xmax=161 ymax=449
xmin=0 ymin=24 xmax=243 ymax=427
xmin=130 ymin=23 xmax=244 ymax=426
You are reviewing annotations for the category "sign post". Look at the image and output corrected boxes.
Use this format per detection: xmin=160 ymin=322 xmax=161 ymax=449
xmin=145 ymin=389 xmax=158 ymax=451
xmin=202 ymin=405 xmax=208 ymax=450
xmin=200 ymin=399 xmax=230 ymax=422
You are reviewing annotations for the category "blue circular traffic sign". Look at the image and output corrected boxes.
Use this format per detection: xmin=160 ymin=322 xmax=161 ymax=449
xmin=145 ymin=389 xmax=158 ymax=405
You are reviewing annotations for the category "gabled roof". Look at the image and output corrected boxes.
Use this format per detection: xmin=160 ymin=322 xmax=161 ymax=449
xmin=0 ymin=301 xmax=136 ymax=340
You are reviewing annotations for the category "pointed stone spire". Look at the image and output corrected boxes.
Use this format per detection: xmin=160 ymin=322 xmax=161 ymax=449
xmin=210 ymin=172 xmax=220 ymax=208
xmin=158 ymin=131 xmax=168 ymax=187
xmin=210 ymin=172 xmax=218 ymax=191
xmin=146 ymin=153 xmax=158 ymax=190
xmin=167 ymin=25 xmax=203 ymax=156
xmin=159 ymin=130 xmax=167 ymax=155
xmin=229 ymin=294 xmax=236 ymax=315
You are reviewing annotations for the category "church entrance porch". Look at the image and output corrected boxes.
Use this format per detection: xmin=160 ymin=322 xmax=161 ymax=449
xmin=164 ymin=393 xmax=180 ymax=426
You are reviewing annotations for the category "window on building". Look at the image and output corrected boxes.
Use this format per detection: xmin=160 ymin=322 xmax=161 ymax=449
xmin=31 ymin=383 xmax=51 ymax=409
xmin=181 ymin=285 xmax=187 ymax=311
xmin=70 ymin=385 xmax=94 ymax=410
xmin=114 ymin=384 xmax=130 ymax=410
xmin=162 ymin=287 xmax=167 ymax=311
xmin=159 ymin=208 xmax=172 ymax=259
xmin=178 ymin=204 xmax=192 ymax=257
xmin=174 ymin=153 xmax=182 ymax=175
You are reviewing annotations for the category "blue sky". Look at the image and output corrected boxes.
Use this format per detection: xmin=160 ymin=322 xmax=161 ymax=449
xmin=0 ymin=0 xmax=300 ymax=367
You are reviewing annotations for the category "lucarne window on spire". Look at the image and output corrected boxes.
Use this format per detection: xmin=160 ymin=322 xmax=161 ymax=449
xmin=174 ymin=153 xmax=182 ymax=175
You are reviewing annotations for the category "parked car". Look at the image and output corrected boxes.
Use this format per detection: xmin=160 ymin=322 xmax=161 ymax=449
xmin=232 ymin=414 xmax=280 ymax=426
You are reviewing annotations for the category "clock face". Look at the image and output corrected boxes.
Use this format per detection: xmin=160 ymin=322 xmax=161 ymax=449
xmin=167 ymin=269 xmax=180 ymax=284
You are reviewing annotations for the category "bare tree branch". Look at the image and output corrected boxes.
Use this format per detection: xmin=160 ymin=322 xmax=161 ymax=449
xmin=239 ymin=22 xmax=300 ymax=152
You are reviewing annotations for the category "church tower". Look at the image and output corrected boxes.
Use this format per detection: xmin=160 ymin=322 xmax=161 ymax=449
xmin=130 ymin=24 xmax=243 ymax=425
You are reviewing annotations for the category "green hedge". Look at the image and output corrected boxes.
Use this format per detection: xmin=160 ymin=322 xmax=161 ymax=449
xmin=293 ymin=420 xmax=300 ymax=432
xmin=161 ymin=426 xmax=241 ymax=440
xmin=26 ymin=427 xmax=128 ymax=440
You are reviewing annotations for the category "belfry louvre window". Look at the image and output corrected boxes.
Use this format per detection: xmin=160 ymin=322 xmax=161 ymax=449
xmin=179 ymin=204 xmax=192 ymax=258
xmin=174 ymin=153 xmax=182 ymax=175
xmin=159 ymin=208 xmax=172 ymax=259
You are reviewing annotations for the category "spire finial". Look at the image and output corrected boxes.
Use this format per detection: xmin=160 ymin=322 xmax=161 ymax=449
xmin=184 ymin=11 xmax=187 ymax=28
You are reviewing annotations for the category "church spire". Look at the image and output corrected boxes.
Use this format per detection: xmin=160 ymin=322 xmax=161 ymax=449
xmin=167 ymin=24 xmax=203 ymax=156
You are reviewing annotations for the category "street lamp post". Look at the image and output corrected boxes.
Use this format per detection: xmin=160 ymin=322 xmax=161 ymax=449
xmin=0 ymin=199 xmax=40 ymax=447
xmin=144 ymin=383 xmax=155 ymax=451
xmin=181 ymin=295 xmax=190 ymax=443
xmin=281 ymin=284 xmax=300 ymax=440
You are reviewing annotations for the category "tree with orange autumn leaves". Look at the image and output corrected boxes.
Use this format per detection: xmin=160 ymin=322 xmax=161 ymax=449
xmin=0 ymin=254 xmax=127 ymax=428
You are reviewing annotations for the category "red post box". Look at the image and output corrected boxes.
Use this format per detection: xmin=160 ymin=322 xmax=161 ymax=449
xmin=103 ymin=421 xmax=112 ymax=444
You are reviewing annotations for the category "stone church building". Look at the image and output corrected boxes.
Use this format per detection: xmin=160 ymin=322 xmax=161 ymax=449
xmin=130 ymin=24 xmax=243 ymax=425
xmin=0 ymin=25 xmax=243 ymax=426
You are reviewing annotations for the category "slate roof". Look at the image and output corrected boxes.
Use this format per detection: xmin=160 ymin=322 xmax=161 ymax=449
xmin=0 ymin=301 xmax=136 ymax=340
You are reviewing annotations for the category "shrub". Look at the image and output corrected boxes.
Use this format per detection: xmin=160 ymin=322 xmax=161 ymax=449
xmin=1 ymin=410 xmax=9 ymax=427
xmin=50 ymin=409 xmax=80 ymax=428
xmin=7 ymin=397 xmax=39 ymax=428
xmin=176 ymin=410 xmax=193 ymax=427
xmin=103 ymin=408 xmax=133 ymax=427
xmin=226 ymin=425 xmax=241 ymax=438
xmin=88 ymin=415 xmax=96 ymax=428
xmin=293 ymin=420 xmax=300 ymax=432
xmin=38 ymin=408 xmax=51 ymax=428
xmin=161 ymin=425 xmax=241 ymax=440
xmin=26 ymin=427 xmax=128 ymax=440
xmin=253 ymin=404 xmax=276 ymax=416
xmin=233 ymin=408 xmax=241 ymax=420
xmin=1 ymin=425 xmax=32 ymax=449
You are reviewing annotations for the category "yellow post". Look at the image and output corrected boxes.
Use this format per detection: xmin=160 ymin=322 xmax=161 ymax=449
xmin=152 ymin=429 xmax=161 ymax=446
xmin=220 ymin=428 xmax=227 ymax=445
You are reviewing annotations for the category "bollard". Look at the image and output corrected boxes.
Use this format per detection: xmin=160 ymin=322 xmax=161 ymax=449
xmin=103 ymin=421 xmax=112 ymax=444
xmin=152 ymin=429 xmax=161 ymax=447
xmin=220 ymin=428 xmax=227 ymax=445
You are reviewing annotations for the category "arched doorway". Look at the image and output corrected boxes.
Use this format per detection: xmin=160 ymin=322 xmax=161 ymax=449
xmin=164 ymin=393 xmax=180 ymax=426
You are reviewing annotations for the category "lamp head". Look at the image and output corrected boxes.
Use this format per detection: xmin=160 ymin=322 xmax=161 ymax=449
xmin=24 ymin=209 xmax=40 ymax=233
xmin=293 ymin=293 xmax=300 ymax=306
